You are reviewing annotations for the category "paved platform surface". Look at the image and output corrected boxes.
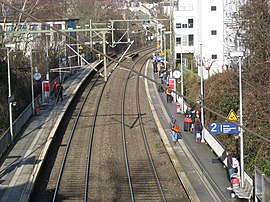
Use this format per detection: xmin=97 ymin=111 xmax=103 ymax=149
xmin=0 ymin=64 xmax=95 ymax=202
xmin=146 ymin=64 xmax=246 ymax=202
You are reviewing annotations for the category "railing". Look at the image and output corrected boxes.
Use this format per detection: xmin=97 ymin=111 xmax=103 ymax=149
xmin=255 ymin=168 xmax=270 ymax=202
xmin=0 ymin=95 xmax=41 ymax=157
xmin=0 ymin=71 xmax=71 ymax=158
xmin=176 ymin=96 xmax=253 ymax=196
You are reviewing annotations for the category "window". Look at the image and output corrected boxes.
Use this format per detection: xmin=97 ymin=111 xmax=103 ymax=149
xmin=188 ymin=35 xmax=194 ymax=46
xmin=211 ymin=6 xmax=216 ymax=11
xmin=179 ymin=5 xmax=193 ymax=11
xmin=188 ymin=19 xmax=193 ymax=28
xmin=211 ymin=30 xmax=217 ymax=35
xmin=182 ymin=24 xmax=187 ymax=28
xmin=30 ymin=24 xmax=38 ymax=30
xmin=182 ymin=35 xmax=188 ymax=46
xmin=6 ymin=25 xmax=14 ymax=32
xmin=176 ymin=23 xmax=181 ymax=28
xmin=176 ymin=37 xmax=181 ymax=45
xmin=212 ymin=54 xmax=217 ymax=59
xmin=176 ymin=53 xmax=182 ymax=63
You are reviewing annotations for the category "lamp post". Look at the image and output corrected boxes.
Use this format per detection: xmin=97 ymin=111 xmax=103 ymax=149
xmin=6 ymin=43 xmax=15 ymax=143
xmin=163 ymin=31 xmax=166 ymax=71
xmin=156 ymin=24 xmax=163 ymax=52
xmin=30 ymin=48 xmax=35 ymax=114
xmin=45 ymin=33 xmax=51 ymax=81
xmin=200 ymin=43 xmax=205 ymax=142
xmin=180 ymin=37 xmax=184 ymax=113
xmin=101 ymin=31 xmax=107 ymax=81
xmin=160 ymin=28 xmax=166 ymax=52
xmin=229 ymin=51 xmax=244 ymax=187
xmin=164 ymin=31 xmax=172 ymax=74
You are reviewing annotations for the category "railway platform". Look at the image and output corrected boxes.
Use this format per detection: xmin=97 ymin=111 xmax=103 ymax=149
xmin=146 ymin=62 xmax=247 ymax=201
xmin=0 ymin=63 xmax=98 ymax=202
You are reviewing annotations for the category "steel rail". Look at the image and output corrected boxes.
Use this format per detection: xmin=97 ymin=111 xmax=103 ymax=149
xmin=136 ymin=56 xmax=167 ymax=201
xmin=121 ymin=49 xmax=165 ymax=201
xmin=84 ymin=72 xmax=108 ymax=202
xmin=52 ymin=72 xmax=101 ymax=202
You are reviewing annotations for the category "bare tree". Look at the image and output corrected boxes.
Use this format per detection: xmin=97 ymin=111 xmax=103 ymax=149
xmin=239 ymin=0 xmax=270 ymax=175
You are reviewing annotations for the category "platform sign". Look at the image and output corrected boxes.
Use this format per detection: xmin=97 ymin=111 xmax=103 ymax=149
xmin=152 ymin=55 xmax=164 ymax=61
xmin=42 ymin=80 xmax=50 ymax=103
xmin=221 ymin=122 xmax=240 ymax=134
xmin=156 ymin=55 xmax=164 ymax=61
xmin=209 ymin=122 xmax=222 ymax=134
xmin=168 ymin=78 xmax=176 ymax=91
xmin=209 ymin=122 xmax=240 ymax=135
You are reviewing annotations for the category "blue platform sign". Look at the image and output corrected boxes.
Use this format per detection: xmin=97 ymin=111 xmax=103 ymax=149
xmin=221 ymin=122 xmax=240 ymax=134
xmin=153 ymin=55 xmax=164 ymax=61
xmin=209 ymin=122 xmax=240 ymax=135
xmin=209 ymin=122 xmax=222 ymax=134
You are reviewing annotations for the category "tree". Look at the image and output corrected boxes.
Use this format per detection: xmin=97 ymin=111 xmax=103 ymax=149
xmin=239 ymin=0 xmax=270 ymax=175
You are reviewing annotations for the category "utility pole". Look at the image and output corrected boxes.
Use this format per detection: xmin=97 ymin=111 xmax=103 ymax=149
xmin=30 ymin=48 xmax=35 ymax=114
xmin=229 ymin=51 xmax=244 ymax=187
xmin=180 ymin=39 xmax=184 ymax=113
xmin=170 ymin=0 xmax=175 ymax=71
xmin=6 ymin=43 xmax=15 ymax=143
xmin=200 ymin=43 xmax=205 ymax=142
xmin=102 ymin=31 xmax=107 ymax=81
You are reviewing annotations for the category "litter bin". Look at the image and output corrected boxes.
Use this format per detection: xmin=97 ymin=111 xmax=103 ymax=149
xmin=231 ymin=173 xmax=240 ymax=190
xmin=176 ymin=103 xmax=181 ymax=114
xmin=184 ymin=115 xmax=192 ymax=131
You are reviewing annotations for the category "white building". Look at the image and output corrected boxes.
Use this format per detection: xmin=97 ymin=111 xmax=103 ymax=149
xmin=174 ymin=0 xmax=240 ymax=79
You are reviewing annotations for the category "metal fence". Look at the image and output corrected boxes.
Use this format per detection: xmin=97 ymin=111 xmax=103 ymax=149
xmin=0 ymin=95 xmax=41 ymax=158
xmin=255 ymin=167 xmax=270 ymax=202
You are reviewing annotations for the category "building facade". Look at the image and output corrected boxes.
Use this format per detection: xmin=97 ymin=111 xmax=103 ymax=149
xmin=174 ymin=0 xmax=240 ymax=79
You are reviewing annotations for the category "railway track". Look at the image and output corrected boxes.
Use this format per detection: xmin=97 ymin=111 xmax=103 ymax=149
xmin=30 ymin=47 xmax=190 ymax=201
xmin=121 ymin=51 xmax=166 ymax=201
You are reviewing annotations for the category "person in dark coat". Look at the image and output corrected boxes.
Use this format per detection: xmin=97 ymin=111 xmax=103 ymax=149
xmin=194 ymin=118 xmax=203 ymax=143
xmin=52 ymin=81 xmax=59 ymax=100
xmin=153 ymin=60 xmax=157 ymax=73
xmin=190 ymin=110 xmax=196 ymax=132
xmin=226 ymin=151 xmax=239 ymax=190
xmin=57 ymin=83 xmax=63 ymax=102
xmin=166 ymin=88 xmax=172 ymax=103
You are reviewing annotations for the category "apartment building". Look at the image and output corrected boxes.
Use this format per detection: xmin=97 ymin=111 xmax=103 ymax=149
xmin=174 ymin=0 xmax=236 ymax=79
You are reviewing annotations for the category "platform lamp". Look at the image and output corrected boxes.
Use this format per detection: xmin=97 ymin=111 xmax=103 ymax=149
xmin=229 ymin=51 xmax=244 ymax=187
xmin=6 ymin=43 xmax=15 ymax=143
xmin=199 ymin=43 xmax=205 ymax=143
xmin=45 ymin=32 xmax=51 ymax=81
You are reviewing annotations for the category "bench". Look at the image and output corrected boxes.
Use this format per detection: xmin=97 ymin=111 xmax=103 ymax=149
xmin=233 ymin=179 xmax=253 ymax=201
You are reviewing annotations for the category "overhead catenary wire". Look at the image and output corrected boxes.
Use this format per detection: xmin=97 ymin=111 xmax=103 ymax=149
xmin=1 ymin=1 xmax=269 ymax=144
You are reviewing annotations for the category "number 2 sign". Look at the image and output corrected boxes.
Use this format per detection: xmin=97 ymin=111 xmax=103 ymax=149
xmin=209 ymin=122 xmax=222 ymax=134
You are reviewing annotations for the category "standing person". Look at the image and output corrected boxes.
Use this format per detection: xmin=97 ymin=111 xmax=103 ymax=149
xmin=184 ymin=107 xmax=192 ymax=131
xmin=57 ymin=83 xmax=63 ymax=102
xmin=194 ymin=118 xmax=203 ymax=143
xmin=157 ymin=61 xmax=161 ymax=76
xmin=166 ymin=88 xmax=172 ymax=103
xmin=226 ymin=151 xmax=239 ymax=190
xmin=170 ymin=115 xmax=181 ymax=144
xmin=52 ymin=81 xmax=59 ymax=100
xmin=190 ymin=110 xmax=196 ymax=132
xmin=159 ymin=62 xmax=164 ymax=78
xmin=153 ymin=60 xmax=157 ymax=74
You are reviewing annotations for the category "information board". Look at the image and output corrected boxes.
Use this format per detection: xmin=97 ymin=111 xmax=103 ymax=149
xmin=209 ymin=122 xmax=240 ymax=135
